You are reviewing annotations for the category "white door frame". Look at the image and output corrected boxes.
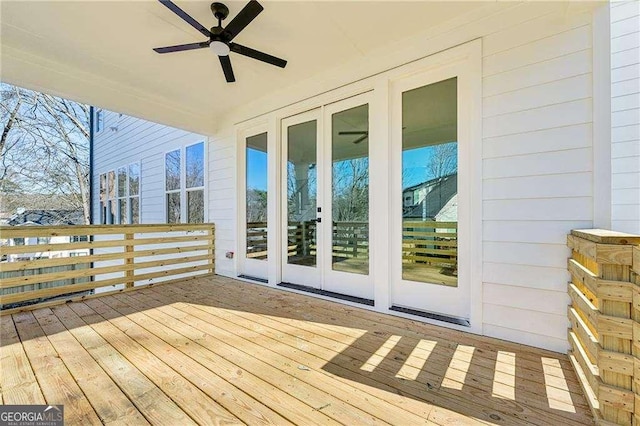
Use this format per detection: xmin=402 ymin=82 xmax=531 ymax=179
xmin=388 ymin=42 xmax=482 ymax=329
xmin=280 ymin=108 xmax=324 ymax=288
xmin=235 ymin=39 xmax=482 ymax=333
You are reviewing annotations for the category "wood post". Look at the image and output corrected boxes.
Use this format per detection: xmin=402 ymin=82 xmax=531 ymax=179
xmin=567 ymin=229 xmax=640 ymax=425
xmin=125 ymin=232 xmax=134 ymax=288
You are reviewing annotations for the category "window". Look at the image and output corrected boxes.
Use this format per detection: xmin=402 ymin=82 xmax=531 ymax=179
xmin=165 ymin=142 xmax=205 ymax=224
xmin=99 ymin=173 xmax=107 ymax=224
xmin=186 ymin=143 xmax=205 ymax=223
xmin=37 ymin=237 xmax=51 ymax=245
xmin=100 ymin=162 xmax=140 ymax=224
xmin=165 ymin=149 xmax=181 ymax=223
xmin=117 ymin=166 xmax=127 ymax=224
xmin=95 ymin=109 xmax=104 ymax=133
xmin=107 ymin=170 xmax=116 ymax=224
xmin=129 ymin=163 xmax=140 ymax=224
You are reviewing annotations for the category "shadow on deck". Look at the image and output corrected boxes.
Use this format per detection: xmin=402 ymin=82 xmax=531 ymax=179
xmin=1 ymin=275 xmax=593 ymax=425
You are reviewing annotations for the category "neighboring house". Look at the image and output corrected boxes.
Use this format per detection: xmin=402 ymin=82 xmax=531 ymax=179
xmin=5 ymin=209 xmax=88 ymax=262
xmin=403 ymin=173 xmax=457 ymax=220
xmin=3 ymin=1 xmax=639 ymax=354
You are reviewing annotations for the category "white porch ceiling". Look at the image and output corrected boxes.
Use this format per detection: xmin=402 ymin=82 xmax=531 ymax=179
xmin=1 ymin=1 xmax=488 ymax=134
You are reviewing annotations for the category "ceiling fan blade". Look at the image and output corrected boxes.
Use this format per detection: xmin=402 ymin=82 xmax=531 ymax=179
xmin=229 ymin=43 xmax=287 ymax=68
xmin=158 ymin=0 xmax=211 ymax=38
xmin=338 ymin=131 xmax=368 ymax=135
xmin=224 ymin=0 xmax=263 ymax=41
xmin=153 ymin=41 xmax=209 ymax=54
xmin=352 ymin=135 xmax=368 ymax=144
xmin=219 ymin=55 xmax=236 ymax=83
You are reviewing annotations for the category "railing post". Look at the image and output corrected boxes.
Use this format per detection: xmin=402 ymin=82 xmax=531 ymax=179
xmin=209 ymin=224 xmax=216 ymax=275
xmin=567 ymin=229 xmax=640 ymax=425
xmin=125 ymin=232 xmax=134 ymax=288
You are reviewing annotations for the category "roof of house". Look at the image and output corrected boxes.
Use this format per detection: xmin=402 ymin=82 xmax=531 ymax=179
xmin=403 ymin=174 xmax=457 ymax=219
xmin=403 ymin=172 xmax=456 ymax=193
xmin=7 ymin=210 xmax=84 ymax=226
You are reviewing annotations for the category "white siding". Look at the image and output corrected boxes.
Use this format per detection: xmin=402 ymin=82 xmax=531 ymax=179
xmin=611 ymin=0 xmax=640 ymax=234
xmin=480 ymin=9 xmax=594 ymax=352
xmin=92 ymin=111 xmax=207 ymax=224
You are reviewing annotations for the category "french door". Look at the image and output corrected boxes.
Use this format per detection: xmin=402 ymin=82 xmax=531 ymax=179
xmin=390 ymin=60 xmax=472 ymax=321
xmin=281 ymin=93 xmax=374 ymax=300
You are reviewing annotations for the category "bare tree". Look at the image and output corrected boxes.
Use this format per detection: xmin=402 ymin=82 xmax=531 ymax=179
xmin=426 ymin=142 xmax=457 ymax=180
xmin=0 ymin=83 xmax=90 ymax=223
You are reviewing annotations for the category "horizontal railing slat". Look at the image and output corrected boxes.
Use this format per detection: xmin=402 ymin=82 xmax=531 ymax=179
xmin=1 ymin=223 xmax=215 ymax=311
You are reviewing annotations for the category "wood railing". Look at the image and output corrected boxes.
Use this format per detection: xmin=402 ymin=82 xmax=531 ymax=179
xmin=567 ymin=229 xmax=640 ymax=425
xmin=403 ymin=221 xmax=457 ymax=269
xmin=248 ymin=220 xmax=457 ymax=267
xmin=0 ymin=223 xmax=215 ymax=313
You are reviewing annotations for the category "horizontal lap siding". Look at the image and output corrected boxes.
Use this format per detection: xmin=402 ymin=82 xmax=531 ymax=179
xmin=207 ymin=134 xmax=236 ymax=277
xmin=481 ymin=10 xmax=594 ymax=352
xmin=92 ymin=111 xmax=207 ymax=224
xmin=611 ymin=1 xmax=640 ymax=234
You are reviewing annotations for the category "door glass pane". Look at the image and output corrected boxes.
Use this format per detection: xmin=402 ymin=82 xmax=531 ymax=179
xmin=402 ymin=77 xmax=458 ymax=287
xmin=246 ymin=133 xmax=268 ymax=260
xmin=287 ymin=120 xmax=317 ymax=267
xmin=332 ymin=104 xmax=369 ymax=275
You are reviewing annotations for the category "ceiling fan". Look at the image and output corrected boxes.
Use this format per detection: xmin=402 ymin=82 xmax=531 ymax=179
xmin=153 ymin=0 xmax=287 ymax=83
xmin=339 ymin=131 xmax=368 ymax=145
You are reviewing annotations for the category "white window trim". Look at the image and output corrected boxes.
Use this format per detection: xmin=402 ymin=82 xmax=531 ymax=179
xmin=164 ymin=141 xmax=207 ymax=224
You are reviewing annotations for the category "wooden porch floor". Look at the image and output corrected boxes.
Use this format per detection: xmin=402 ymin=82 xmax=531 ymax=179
xmin=1 ymin=276 xmax=593 ymax=425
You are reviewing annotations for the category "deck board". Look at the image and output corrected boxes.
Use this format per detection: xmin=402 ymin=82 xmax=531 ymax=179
xmin=1 ymin=275 xmax=594 ymax=425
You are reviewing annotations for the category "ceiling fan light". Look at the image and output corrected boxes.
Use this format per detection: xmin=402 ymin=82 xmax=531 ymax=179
xmin=210 ymin=41 xmax=230 ymax=56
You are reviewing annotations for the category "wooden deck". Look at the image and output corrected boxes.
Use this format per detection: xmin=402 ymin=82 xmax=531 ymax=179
xmin=1 ymin=275 xmax=593 ymax=425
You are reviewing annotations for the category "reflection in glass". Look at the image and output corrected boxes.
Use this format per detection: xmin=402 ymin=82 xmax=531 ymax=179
xmin=119 ymin=199 xmax=127 ymax=224
xmin=186 ymin=142 xmax=205 ymax=188
xmin=167 ymin=192 xmax=180 ymax=223
xmin=165 ymin=150 xmax=180 ymax=191
xmin=187 ymin=190 xmax=204 ymax=223
xmin=108 ymin=171 xmax=116 ymax=224
xmin=117 ymin=167 xmax=127 ymax=197
xmin=331 ymin=104 xmax=369 ymax=275
xmin=287 ymin=121 xmax=317 ymax=267
xmin=246 ymin=133 xmax=268 ymax=260
xmin=130 ymin=198 xmax=140 ymax=224
xmin=129 ymin=163 xmax=140 ymax=195
xmin=99 ymin=174 xmax=107 ymax=224
xmin=401 ymin=77 xmax=458 ymax=287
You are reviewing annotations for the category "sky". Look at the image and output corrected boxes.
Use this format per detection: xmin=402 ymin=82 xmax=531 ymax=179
xmin=247 ymin=143 xmax=458 ymax=193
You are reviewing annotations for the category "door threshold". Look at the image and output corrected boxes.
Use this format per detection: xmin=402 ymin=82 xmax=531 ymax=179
xmin=238 ymin=274 xmax=269 ymax=284
xmin=390 ymin=305 xmax=470 ymax=327
xmin=278 ymin=282 xmax=374 ymax=306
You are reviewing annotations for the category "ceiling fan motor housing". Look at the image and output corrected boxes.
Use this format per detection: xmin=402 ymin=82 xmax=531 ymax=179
xmin=210 ymin=2 xmax=229 ymax=20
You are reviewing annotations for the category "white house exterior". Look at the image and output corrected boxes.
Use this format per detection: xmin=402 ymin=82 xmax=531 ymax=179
xmin=3 ymin=1 xmax=639 ymax=354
